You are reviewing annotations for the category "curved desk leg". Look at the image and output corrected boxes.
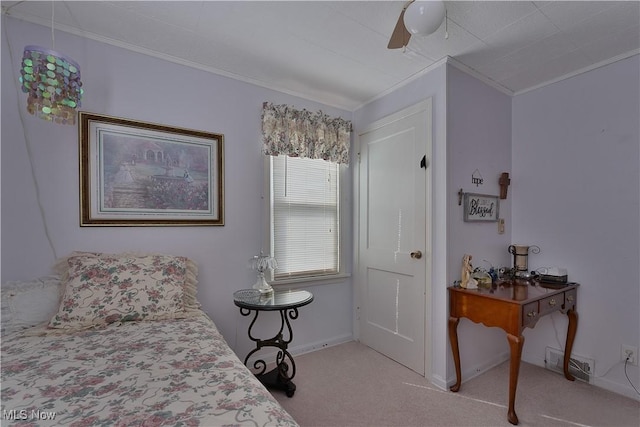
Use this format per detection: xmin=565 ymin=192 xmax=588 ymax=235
xmin=507 ymin=333 xmax=524 ymax=426
xmin=563 ymin=309 xmax=578 ymax=381
xmin=448 ymin=316 xmax=462 ymax=392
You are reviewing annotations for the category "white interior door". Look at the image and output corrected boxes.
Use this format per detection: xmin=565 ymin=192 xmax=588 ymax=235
xmin=357 ymin=100 xmax=432 ymax=376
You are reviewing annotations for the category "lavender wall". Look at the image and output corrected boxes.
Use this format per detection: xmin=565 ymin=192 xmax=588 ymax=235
xmin=512 ymin=55 xmax=640 ymax=398
xmin=1 ymin=17 xmax=353 ymax=358
xmin=446 ymin=64 xmax=513 ymax=379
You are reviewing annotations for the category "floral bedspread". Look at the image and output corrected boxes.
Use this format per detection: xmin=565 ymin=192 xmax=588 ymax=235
xmin=1 ymin=313 xmax=298 ymax=427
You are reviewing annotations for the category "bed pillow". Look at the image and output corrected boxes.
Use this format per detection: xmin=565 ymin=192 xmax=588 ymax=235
xmin=1 ymin=276 xmax=62 ymax=336
xmin=49 ymin=252 xmax=199 ymax=330
xmin=53 ymin=251 xmax=200 ymax=309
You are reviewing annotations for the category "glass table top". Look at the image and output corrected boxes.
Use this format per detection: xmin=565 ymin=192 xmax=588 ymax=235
xmin=233 ymin=289 xmax=314 ymax=310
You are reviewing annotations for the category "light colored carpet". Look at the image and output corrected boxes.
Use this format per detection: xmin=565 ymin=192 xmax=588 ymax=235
xmin=273 ymin=341 xmax=640 ymax=427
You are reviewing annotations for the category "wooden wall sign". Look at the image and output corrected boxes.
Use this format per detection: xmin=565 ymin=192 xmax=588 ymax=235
xmin=463 ymin=193 xmax=499 ymax=222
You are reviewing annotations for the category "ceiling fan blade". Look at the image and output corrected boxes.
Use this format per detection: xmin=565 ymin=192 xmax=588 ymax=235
xmin=387 ymin=8 xmax=411 ymax=49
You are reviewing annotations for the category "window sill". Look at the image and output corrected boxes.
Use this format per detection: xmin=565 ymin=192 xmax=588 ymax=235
xmin=271 ymin=272 xmax=351 ymax=290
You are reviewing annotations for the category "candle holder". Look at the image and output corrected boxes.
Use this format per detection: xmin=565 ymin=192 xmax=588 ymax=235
xmin=508 ymin=245 xmax=540 ymax=277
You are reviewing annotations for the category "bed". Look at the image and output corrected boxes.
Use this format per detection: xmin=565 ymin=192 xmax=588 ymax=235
xmin=1 ymin=252 xmax=298 ymax=427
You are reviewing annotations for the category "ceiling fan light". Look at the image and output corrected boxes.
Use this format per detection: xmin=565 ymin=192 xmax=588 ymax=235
xmin=403 ymin=0 xmax=446 ymax=36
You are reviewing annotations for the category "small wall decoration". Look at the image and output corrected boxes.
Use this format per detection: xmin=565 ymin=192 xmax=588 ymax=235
xmin=471 ymin=169 xmax=484 ymax=186
xmin=79 ymin=112 xmax=224 ymax=226
xmin=463 ymin=193 xmax=499 ymax=222
xmin=499 ymin=172 xmax=511 ymax=199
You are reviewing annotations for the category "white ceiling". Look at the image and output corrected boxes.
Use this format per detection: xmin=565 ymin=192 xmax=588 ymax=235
xmin=3 ymin=1 xmax=639 ymax=110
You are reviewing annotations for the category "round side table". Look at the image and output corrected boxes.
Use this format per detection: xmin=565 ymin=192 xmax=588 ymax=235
xmin=233 ymin=288 xmax=314 ymax=397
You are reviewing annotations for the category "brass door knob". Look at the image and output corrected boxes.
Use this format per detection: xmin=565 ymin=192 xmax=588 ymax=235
xmin=410 ymin=251 xmax=422 ymax=259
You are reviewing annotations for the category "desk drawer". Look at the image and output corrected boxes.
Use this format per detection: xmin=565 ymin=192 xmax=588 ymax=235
xmin=564 ymin=289 xmax=577 ymax=309
xmin=539 ymin=294 xmax=563 ymax=316
xmin=522 ymin=302 xmax=539 ymax=327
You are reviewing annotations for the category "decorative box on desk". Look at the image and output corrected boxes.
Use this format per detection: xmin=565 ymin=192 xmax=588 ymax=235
xmin=448 ymin=279 xmax=579 ymax=425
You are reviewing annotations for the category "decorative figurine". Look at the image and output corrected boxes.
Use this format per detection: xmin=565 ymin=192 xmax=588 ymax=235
xmin=472 ymin=268 xmax=492 ymax=289
xmin=460 ymin=254 xmax=478 ymax=290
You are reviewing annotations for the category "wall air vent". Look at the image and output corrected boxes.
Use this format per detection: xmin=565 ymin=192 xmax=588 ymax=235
xmin=545 ymin=346 xmax=593 ymax=383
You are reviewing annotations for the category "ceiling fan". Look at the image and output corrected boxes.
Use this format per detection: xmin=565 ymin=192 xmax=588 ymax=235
xmin=387 ymin=0 xmax=446 ymax=49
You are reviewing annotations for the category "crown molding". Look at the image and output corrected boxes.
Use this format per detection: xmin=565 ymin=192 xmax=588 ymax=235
xmin=355 ymin=56 xmax=450 ymax=111
xmin=444 ymin=56 xmax=515 ymax=96
xmin=3 ymin=11 xmax=356 ymax=111
xmin=443 ymin=50 xmax=640 ymax=98
xmin=7 ymin=10 xmax=638 ymax=109
xmin=513 ymin=50 xmax=640 ymax=96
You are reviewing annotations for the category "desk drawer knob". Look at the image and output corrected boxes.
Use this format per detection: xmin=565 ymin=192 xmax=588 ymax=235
xmin=567 ymin=296 xmax=574 ymax=303
xmin=548 ymin=299 xmax=556 ymax=307
xmin=527 ymin=311 xmax=537 ymax=318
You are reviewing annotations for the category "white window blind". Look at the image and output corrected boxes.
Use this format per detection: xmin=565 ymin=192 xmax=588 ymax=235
xmin=271 ymin=155 xmax=340 ymax=280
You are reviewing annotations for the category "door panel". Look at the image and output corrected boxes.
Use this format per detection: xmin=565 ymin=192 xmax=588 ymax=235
xmin=366 ymin=268 xmax=416 ymax=339
xmin=357 ymin=100 xmax=432 ymax=375
xmin=367 ymin=128 xmax=415 ymax=251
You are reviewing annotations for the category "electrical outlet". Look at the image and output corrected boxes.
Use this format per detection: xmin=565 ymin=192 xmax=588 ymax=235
xmin=621 ymin=345 xmax=638 ymax=365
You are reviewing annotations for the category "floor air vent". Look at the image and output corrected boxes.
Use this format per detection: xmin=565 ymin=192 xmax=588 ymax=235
xmin=545 ymin=346 xmax=593 ymax=383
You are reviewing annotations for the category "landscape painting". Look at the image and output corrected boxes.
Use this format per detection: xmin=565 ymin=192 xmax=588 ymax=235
xmin=80 ymin=112 xmax=224 ymax=226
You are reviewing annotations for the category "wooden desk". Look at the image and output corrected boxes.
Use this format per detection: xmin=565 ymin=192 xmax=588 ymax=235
xmin=448 ymin=281 xmax=578 ymax=425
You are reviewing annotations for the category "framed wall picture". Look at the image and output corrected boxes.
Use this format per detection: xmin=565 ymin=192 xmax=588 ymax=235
xmin=79 ymin=112 xmax=224 ymax=226
xmin=463 ymin=193 xmax=499 ymax=222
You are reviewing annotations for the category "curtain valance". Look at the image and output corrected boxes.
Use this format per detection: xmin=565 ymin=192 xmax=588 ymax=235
xmin=261 ymin=102 xmax=351 ymax=164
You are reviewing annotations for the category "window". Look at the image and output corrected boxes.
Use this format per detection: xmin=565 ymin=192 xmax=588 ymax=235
xmin=260 ymin=102 xmax=351 ymax=283
xmin=268 ymin=155 xmax=343 ymax=282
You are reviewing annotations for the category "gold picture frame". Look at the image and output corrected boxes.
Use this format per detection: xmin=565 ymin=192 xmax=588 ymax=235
xmin=79 ymin=112 xmax=224 ymax=226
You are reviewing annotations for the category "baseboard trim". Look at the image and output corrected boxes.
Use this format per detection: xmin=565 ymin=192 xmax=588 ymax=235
xmin=291 ymin=333 xmax=354 ymax=356
xmin=445 ymin=351 xmax=510 ymax=388
xmin=246 ymin=333 xmax=353 ymax=367
xmin=524 ymin=353 xmax=640 ymax=401
xmin=594 ymin=375 xmax=640 ymax=401
xmin=430 ymin=374 xmax=449 ymax=391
